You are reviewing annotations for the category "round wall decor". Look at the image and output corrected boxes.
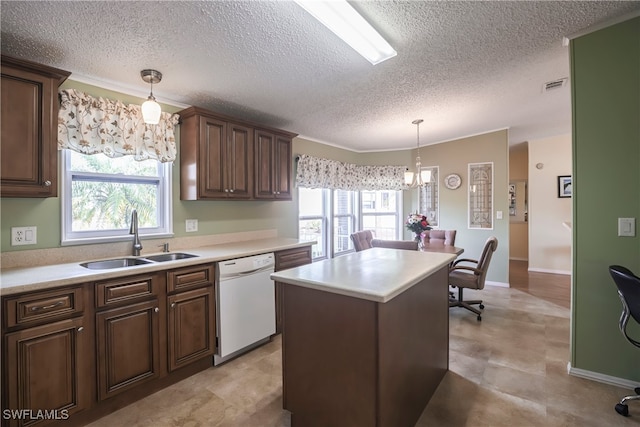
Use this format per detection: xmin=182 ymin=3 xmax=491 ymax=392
xmin=444 ymin=173 xmax=461 ymax=190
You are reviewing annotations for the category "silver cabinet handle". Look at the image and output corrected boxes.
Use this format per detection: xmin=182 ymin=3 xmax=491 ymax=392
xmin=154 ymin=307 xmax=159 ymax=313
xmin=30 ymin=301 xmax=64 ymax=311
xmin=77 ymin=326 xmax=84 ymax=332
xmin=224 ymin=189 xmax=229 ymax=193
xmin=229 ymin=189 xmax=234 ymax=193
xmin=170 ymin=302 xmax=176 ymax=308
xmin=44 ymin=180 xmax=52 ymax=187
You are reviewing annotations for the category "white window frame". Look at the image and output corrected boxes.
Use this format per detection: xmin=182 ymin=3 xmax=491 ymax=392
xmin=360 ymin=190 xmax=403 ymax=240
xmin=332 ymin=189 xmax=359 ymax=257
xmin=298 ymin=188 xmax=403 ymax=260
xmin=60 ymin=150 xmax=173 ymax=245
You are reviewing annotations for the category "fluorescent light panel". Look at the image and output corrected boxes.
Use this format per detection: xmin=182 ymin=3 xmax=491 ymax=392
xmin=295 ymin=0 xmax=397 ymax=65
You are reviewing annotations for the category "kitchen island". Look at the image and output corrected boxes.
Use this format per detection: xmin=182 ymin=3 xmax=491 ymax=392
xmin=270 ymin=248 xmax=456 ymax=427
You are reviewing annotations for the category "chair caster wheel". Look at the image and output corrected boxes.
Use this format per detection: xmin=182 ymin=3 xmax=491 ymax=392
xmin=615 ymin=403 xmax=629 ymax=416
xmin=479 ymin=304 xmax=485 ymax=310
xmin=477 ymin=315 xmax=482 ymax=321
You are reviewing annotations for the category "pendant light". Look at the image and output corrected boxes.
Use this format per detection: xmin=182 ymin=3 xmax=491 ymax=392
xmin=404 ymin=119 xmax=432 ymax=187
xmin=140 ymin=69 xmax=162 ymax=125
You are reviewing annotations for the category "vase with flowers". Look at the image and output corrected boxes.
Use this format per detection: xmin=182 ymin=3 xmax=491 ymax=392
xmin=405 ymin=213 xmax=432 ymax=248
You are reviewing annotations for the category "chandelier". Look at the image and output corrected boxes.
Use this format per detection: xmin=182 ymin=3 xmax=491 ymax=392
xmin=404 ymin=119 xmax=432 ymax=187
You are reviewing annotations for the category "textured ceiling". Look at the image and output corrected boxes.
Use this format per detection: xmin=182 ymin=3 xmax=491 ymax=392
xmin=2 ymin=1 xmax=639 ymax=151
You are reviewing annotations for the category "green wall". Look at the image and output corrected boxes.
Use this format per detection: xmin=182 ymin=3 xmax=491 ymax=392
xmin=571 ymin=17 xmax=640 ymax=381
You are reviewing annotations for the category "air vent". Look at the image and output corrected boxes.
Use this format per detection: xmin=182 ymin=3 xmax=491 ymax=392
xmin=543 ymin=78 xmax=568 ymax=92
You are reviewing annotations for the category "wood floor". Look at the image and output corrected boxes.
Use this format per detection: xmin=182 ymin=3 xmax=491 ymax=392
xmin=509 ymin=259 xmax=570 ymax=309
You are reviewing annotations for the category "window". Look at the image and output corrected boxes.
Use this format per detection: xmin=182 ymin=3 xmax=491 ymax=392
xmin=333 ymin=190 xmax=357 ymax=255
xmin=298 ymin=187 xmax=327 ymax=259
xmin=419 ymin=166 xmax=439 ymax=227
xmin=361 ymin=190 xmax=401 ymax=240
xmin=299 ymin=188 xmax=402 ymax=260
xmin=61 ymin=150 xmax=172 ymax=244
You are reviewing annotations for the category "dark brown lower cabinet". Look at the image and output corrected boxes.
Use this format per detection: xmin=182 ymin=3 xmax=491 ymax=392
xmin=4 ymin=317 xmax=90 ymax=427
xmin=95 ymin=299 xmax=161 ymax=401
xmin=274 ymin=246 xmax=312 ymax=333
xmin=167 ymin=286 xmax=215 ymax=371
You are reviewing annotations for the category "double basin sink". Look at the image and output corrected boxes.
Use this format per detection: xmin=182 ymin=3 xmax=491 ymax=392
xmin=80 ymin=252 xmax=198 ymax=270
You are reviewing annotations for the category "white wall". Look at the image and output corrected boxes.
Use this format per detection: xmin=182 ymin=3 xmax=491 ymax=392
xmin=528 ymin=134 xmax=572 ymax=274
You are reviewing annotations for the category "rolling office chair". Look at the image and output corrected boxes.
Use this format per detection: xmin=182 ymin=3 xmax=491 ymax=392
xmin=350 ymin=230 xmax=418 ymax=252
xmin=609 ymin=265 xmax=640 ymax=417
xmin=449 ymin=237 xmax=498 ymax=321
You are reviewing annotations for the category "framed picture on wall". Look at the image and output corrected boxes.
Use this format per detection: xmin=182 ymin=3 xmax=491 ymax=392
xmin=558 ymin=175 xmax=572 ymax=198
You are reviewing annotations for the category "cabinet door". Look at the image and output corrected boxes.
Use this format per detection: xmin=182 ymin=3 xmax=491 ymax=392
xmin=95 ymin=300 xmax=160 ymax=400
xmin=5 ymin=318 xmax=90 ymax=426
xmin=226 ymin=122 xmax=253 ymax=199
xmin=167 ymin=287 xmax=215 ymax=371
xmin=198 ymin=116 xmax=227 ymax=198
xmin=254 ymin=130 xmax=275 ymax=199
xmin=274 ymin=135 xmax=292 ymax=200
xmin=1 ymin=66 xmax=57 ymax=197
xmin=254 ymin=130 xmax=292 ymax=200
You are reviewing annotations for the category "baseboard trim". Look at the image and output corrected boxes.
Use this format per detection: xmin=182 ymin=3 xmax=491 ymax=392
xmin=568 ymin=363 xmax=640 ymax=389
xmin=528 ymin=267 xmax=571 ymax=276
xmin=486 ymin=281 xmax=509 ymax=288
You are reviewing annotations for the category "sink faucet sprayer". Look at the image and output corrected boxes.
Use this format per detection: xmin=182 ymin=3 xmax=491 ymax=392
xmin=129 ymin=209 xmax=142 ymax=256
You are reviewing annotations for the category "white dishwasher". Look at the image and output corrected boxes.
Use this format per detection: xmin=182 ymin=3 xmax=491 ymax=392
xmin=214 ymin=252 xmax=276 ymax=365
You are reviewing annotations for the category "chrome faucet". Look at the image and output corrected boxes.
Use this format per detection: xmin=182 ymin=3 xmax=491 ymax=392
xmin=129 ymin=209 xmax=143 ymax=256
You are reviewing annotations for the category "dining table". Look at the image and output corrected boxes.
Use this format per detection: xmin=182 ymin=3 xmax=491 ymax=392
xmin=420 ymin=243 xmax=464 ymax=256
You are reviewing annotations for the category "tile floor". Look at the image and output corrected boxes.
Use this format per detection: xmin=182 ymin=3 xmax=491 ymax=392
xmin=87 ymin=271 xmax=638 ymax=427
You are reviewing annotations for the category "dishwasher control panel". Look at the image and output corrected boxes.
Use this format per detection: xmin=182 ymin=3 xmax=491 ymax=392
xmin=218 ymin=253 xmax=275 ymax=278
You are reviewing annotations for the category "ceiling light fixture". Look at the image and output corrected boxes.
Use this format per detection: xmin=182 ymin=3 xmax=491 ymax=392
xmin=404 ymin=119 xmax=432 ymax=188
xmin=294 ymin=0 xmax=396 ymax=65
xmin=140 ymin=69 xmax=162 ymax=124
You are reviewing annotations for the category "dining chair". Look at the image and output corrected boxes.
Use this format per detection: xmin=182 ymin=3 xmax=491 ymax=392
xmin=448 ymin=236 xmax=498 ymax=321
xmin=422 ymin=229 xmax=457 ymax=246
xmin=350 ymin=230 xmax=418 ymax=252
xmin=609 ymin=265 xmax=640 ymax=417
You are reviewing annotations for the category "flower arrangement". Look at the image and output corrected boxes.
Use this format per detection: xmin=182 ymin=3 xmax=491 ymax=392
xmin=405 ymin=213 xmax=432 ymax=238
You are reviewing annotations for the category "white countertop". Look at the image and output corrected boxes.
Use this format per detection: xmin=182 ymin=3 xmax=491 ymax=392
xmin=270 ymin=248 xmax=456 ymax=303
xmin=0 ymin=237 xmax=312 ymax=296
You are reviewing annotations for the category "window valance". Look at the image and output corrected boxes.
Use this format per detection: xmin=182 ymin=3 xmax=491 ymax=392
xmin=57 ymin=89 xmax=180 ymax=163
xmin=295 ymin=154 xmax=406 ymax=191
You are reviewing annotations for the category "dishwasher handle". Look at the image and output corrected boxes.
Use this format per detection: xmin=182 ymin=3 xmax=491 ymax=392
xmin=219 ymin=265 xmax=274 ymax=281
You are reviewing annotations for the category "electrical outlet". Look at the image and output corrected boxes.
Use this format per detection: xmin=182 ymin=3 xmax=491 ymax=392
xmin=185 ymin=219 xmax=198 ymax=232
xmin=11 ymin=226 xmax=37 ymax=246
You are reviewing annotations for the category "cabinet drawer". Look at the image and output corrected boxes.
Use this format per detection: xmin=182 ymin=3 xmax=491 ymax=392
xmin=96 ymin=274 xmax=158 ymax=308
xmin=4 ymin=286 xmax=84 ymax=329
xmin=275 ymin=247 xmax=312 ymax=271
xmin=167 ymin=264 xmax=214 ymax=293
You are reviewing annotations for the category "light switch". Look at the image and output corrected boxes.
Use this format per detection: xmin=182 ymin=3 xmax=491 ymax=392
xmin=496 ymin=211 xmax=503 ymax=220
xmin=185 ymin=219 xmax=198 ymax=232
xmin=618 ymin=218 xmax=635 ymax=237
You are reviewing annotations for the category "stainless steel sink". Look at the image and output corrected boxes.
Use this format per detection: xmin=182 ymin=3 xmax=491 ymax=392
xmin=144 ymin=252 xmax=198 ymax=262
xmin=80 ymin=257 xmax=152 ymax=269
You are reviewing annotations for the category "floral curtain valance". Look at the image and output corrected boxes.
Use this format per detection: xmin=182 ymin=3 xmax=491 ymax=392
xmin=295 ymin=154 xmax=407 ymax=191
xmin=57 ymin=89 xmax=180 ymax=163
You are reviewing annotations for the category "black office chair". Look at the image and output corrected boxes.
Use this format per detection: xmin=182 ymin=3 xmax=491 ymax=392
xmin=609 ymin=265 xmax=640 ymax=417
